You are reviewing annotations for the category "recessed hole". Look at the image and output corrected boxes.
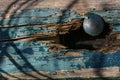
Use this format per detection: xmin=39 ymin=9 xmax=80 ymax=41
xmin=59 ymin=22 xmax=112 ymax=50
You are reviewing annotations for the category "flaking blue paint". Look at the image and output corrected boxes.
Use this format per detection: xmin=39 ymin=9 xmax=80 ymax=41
xmin=0 ymin=8 xmax=119 ymax=26
xmin=0 ymin=7 xmax=120 ymax=75
xmin=112 ymin=23 xmax=120 ymax=32
xmin=0 ymin=41 xmax=120 ymax=74
xmin=11 ymin=8 xmax=62 ymax=18
xmin=0 ymin=8 xmax=83 ymax=26
xmin=0 ymin=26 xmax=57 ymax=40
xmin=0 ymin=8 xmax=120 ymax=40
xmin=89 ymin=8 xmax=120 ymax=22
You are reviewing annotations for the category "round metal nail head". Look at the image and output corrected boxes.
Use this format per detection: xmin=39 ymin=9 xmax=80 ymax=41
xmin=83 ymin=13 xmax=104 ymax=36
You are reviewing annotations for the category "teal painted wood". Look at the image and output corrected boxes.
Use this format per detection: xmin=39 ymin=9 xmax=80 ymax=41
xmin=0 ymin=8 xmax=83 ymax=26
xmin=112 ymin=23 xmax=120 ymax=32
xmin=0 ymin=7 xmax=119 ymax=25
xmin=89 ymin=7 xmax=120 ymax=32
xmin=0 ymin=7 xmax=120 ymax=40
xmin=90 ymin=7 xmax=120 ymax=22
xmin=0 ymin=26 xmax=56 ymax=40
xmin=0 ymin=8 xmax=76 ymax=18
xmin=0 ymin=41 xmax=120 ymax=74
xmin=0 ymin=7 xmax=120 ymax=76
xmin=0 ymin=23 xmax=119 ymax=40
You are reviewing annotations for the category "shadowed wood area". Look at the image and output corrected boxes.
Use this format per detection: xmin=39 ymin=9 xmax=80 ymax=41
xmin=0 ymin=0 xmax=120 ymax=79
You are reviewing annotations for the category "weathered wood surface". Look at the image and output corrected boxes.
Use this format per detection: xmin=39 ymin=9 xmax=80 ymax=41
xmin=0 ymin=0 xmax=120 ymax=79
xmin=2 ymin=67 xmax=120 ymax=79
xmin=1 ymin=41 xmax=120 ymax=79
xmin=0 ymin=8 xmax=120 ymax=40
xmin=0 ymin=0 xmax=119 ymax=13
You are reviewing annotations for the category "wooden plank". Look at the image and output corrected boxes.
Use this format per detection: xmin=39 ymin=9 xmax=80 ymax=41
xmin=0 ymin=26 xmax=57 ymax=41
xmin=0 ymin=22 xmax=119 ymax=41
xmin=0 ymin=0 xmax=120 ymax=79
xmin=0 ymin=8 xmax=83 ymax=26
xmin=0 ymin=7 xmax=120 ymax=41
xmin=0 ymin=7 xmax=120 ymax=26
xmin=1 ymin=67 xmax=120 ymax=79
xmin=0 ymin=18 xmax=83 ymax=41
xmin=0 ymin=41 xmax=120 ymax=74
xmin=0 ymin=0 xmax=119 ymax=13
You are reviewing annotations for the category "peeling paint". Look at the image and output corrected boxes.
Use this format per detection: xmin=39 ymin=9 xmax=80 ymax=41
xmin=0 ymin=8 xmax=120 ymax=41
xmin=0 ymin=7 xmax=120 ymax=78
xmin=0 ymin=8 xmax=83 ymax=26
xmin=0 ymin=26 xmax=57 ymax=40
xmin=0 ymin=41 xmax=120 ymax=74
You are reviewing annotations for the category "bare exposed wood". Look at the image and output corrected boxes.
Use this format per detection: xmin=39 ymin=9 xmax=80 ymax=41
xmin=2 ymin=67 xmax=120 ymax=79
xmin=0 ymin=0 xmax=119 ymax=14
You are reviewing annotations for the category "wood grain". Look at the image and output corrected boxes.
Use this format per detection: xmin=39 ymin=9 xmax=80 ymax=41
xmin=0 ymin=0 xmax=120 ymax=79
xmin=2 ymin=67 xmax=120 ymax=79
xmin=0 ymin=0 xmax=119 ymax=13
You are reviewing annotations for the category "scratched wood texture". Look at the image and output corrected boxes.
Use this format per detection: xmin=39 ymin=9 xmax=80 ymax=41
xmin=0 ymin=0 xmax=120 ymax=79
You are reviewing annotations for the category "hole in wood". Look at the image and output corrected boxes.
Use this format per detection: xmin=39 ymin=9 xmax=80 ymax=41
xmin=59 ymin=22 xmax=112 ymax=50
